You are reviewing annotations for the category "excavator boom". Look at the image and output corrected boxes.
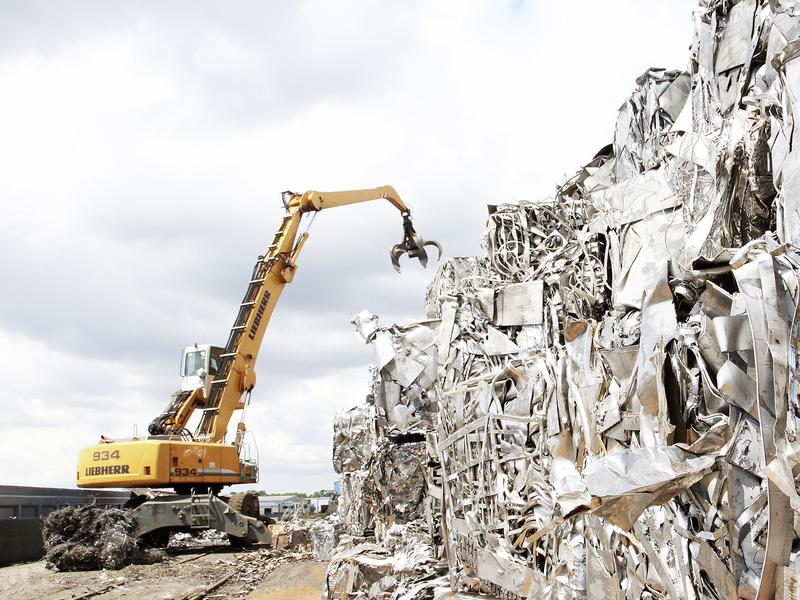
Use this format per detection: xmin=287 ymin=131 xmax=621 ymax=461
xmin=294 ymin=186 xmax=442 ymax=271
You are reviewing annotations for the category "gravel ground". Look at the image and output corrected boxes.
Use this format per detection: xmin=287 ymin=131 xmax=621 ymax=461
xmin=0 ymin=547 xmax=325 ymax=600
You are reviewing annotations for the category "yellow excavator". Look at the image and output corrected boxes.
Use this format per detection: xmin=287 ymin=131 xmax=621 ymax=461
xmin=76 ymin=186 xmax=440 ymax=545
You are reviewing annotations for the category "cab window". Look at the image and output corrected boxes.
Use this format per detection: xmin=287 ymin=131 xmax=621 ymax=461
xmin=209 ymin=347 xmax=222 ymax=376
xmin=183 ymin=350 xmax=206 ymax=376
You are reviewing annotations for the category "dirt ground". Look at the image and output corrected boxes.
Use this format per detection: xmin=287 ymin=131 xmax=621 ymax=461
xmin=248 ymin=561 xmax=327 ymax=600
xmin=0 ymin=547 xmax=326 ymax=600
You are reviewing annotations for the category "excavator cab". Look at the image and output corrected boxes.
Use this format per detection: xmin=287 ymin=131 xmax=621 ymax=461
xmin=180 ymin=344 xmax=224 ymax=394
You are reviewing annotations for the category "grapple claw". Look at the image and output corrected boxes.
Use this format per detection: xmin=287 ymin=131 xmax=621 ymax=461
xmin=423 ymin=239 xmax=443 ymax=261
xmin=390 ymin=212 xmax=442 ymax=273
xmin=390 ymin=244 xmax=407 ymax=273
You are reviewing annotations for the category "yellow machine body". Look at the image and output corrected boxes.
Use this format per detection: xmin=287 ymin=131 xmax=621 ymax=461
xmin=77 ymin=439 xmax=255 ymax=489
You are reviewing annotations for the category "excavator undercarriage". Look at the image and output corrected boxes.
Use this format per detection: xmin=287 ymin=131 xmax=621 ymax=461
xmin=133 ymin=492 xmax=270 ymax=547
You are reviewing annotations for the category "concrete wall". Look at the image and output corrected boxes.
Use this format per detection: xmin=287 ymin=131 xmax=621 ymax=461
xmin=0 ymin=519 xmax=43 ymax=566
xmin=0 ymin=485 xmax=132 ymax=519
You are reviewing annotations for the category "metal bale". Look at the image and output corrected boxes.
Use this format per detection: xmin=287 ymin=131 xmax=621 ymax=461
xmin=327 ymin=1 xmax=800 ymax=598
xmin=42 ymin=505 xmax=164 ymax=571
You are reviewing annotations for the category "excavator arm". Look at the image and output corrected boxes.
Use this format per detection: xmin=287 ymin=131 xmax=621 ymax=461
xmin=177 ymin=186 xmax=440 ymax=444
xmin=295 ymin=186 xmax=442 ymax=271
xmin=296 ymin=185 xmax=408 ymax=212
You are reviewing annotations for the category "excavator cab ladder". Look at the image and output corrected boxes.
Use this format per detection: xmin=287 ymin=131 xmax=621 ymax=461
xmin=195 ymin=213 xmax=295 ymax=437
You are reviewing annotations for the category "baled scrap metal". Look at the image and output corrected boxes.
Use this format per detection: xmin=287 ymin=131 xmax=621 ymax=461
xmin=333 ymin=402 xmax=377 ymax=537
xmin=425 ymin=257 xmax=495 ymax=320
xmin=325 ymin=521 xmax=439 ymax=600
xmin=42 ymin=505 xmax=164 ymax=571
xmin=333 ymin=404 xmax=376 ymax=474
xmin=326 ymin=1 xmax=800 ymax=598
xmin=612 ymin=68 xmax=690 ymax=183
xmin=431 ymin=200 xmax=797 ymax=592
xmin=364 ymin=440 xmax=428 ymax=539
xmin=436 ymin=361 xmax=588 ymax=599
xmin=325 ymin=313 xmax=448 ymax=599
xmin=352 ymin=310 xmax=439 ymax=435
xmin=338 ymin=469 xmax=374 ymax=538
xmin=349 ymin=311 xmax=447 ymax=551
xmin=311 ymin=514 xmax=343 ymax=561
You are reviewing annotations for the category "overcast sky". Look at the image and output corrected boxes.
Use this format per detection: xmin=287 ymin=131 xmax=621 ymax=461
xmin=0 ymin=0 xmax=696 ymax=493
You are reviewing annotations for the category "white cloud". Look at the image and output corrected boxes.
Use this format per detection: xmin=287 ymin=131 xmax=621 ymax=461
xmin=245 ymin=367 xmax=371 ymax=492
xmin=0 ymin=0 xmax=696 ymax=492
xmin=0 ymin=329 xmax=165 ymax=486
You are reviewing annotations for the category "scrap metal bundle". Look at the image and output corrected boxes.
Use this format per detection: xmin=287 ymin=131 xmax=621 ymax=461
xmin=338 ymin=311 xmax=442 ymax=547
xmin=325 ymin=314 xmax=447 ymax=599
xmin=351 ymin=311 xmax=440 ymax=436
xmin=334 ymin=404 xmax=376 ymax=474
xmin=324 ymin=522 xmax=440 ymax=600
xmin=329 ymin=1 xmax=800 ymax=598
xmin=311 ymin=515 xmax=343 ymax=561
xmin=333 ymin=405 xmax=375 ymax=538
xmin=43 ymin=505 xmax=164 ymax=571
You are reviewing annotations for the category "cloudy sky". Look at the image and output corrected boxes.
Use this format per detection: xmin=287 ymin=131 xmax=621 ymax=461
xmin=0 ymin=0 xmax=696 ymax=493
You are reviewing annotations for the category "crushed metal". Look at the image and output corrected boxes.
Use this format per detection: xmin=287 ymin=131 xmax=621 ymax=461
xmin=326 ymin=1 xmax=800 ymax=598
xmin=311 ymin=514 xmax=344 ymax=561
xmin=168 ymin=529 xmax=228 ymax=549
xmin=43 ymin=505 xmax=165 ymax=571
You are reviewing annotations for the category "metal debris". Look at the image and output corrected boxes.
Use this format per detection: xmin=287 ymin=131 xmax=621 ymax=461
xmin=351 ymin=311 xmax=440 ymax=436
xmin=311 ymin=515 xmax=343 ymax=561
xmin=269 ymin=514 xmax=314 ymax=551
xmin=327 ymin=1 xmax=800 ymax=598
xmin=43 ymin=505 xmax=165 ymax=571
xmin=171 ymin=547 xmax=313 ymax=599
xmin=168 ymin=529 xmax=228 ymax=549
xmin=324 ymin=521 xmax=439 ymax=600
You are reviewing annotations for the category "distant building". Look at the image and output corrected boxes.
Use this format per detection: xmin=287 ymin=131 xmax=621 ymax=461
xmin=308 ymin=496 xmax=332 ymax=513
xmin=258 ymin=495 xmax=309 ymax=518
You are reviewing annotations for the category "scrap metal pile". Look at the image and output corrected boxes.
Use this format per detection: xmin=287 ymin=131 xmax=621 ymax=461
xmin=327 ymin=313 xmax=444 ymax=599
xmin=42 ymin=505 xmax=164 ymax=571
xmin=327 ymin=1 xmax=800 ymax=598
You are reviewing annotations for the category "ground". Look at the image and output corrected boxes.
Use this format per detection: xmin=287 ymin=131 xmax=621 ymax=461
xmin=0 ymin=547 xmax=326 ymax=600
xmin=248 ymin=561 xmax=327 ymax=600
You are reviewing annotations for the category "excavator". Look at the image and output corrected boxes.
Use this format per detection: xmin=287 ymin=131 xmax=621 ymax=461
xmin=76 ymin=186 xmax=441 ymax=545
